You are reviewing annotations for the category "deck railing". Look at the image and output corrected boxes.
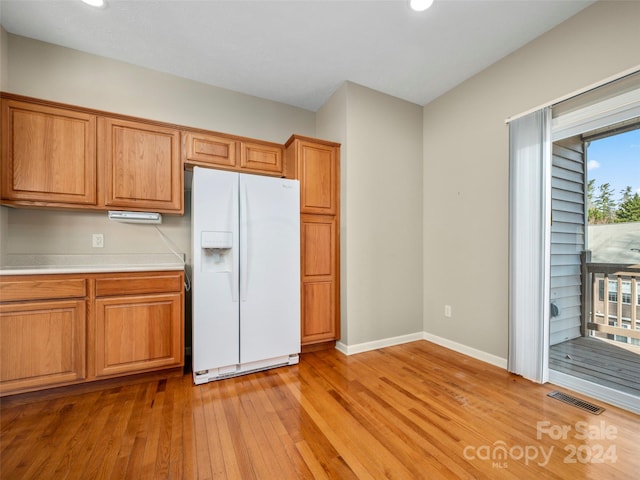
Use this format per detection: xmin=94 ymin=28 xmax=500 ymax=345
xmin=581 ymin=250 xmax=640 ymax=344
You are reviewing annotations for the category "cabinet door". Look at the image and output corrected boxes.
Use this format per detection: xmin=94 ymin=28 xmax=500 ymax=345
xmin=1 ymin=99 xmax=97 ymax=206
xmin=302 ymin=282 xmax=336 ymax=344
xmin=296 ymin=140 xmax=338 ymax=214
xmin=240 ymin=141 xmax=283 ymax=175
xmin=183 ymin=131 xmax=238 ymax=169
xmin=101 ymin=117 xmax=182 ymax=213
xmin=94 ymin=293 xmax=183 ymax=377
xmin=301 ymin=215 xmax=338 ymax=344
xmin=0 ymin=300 xmax=86 ymax=395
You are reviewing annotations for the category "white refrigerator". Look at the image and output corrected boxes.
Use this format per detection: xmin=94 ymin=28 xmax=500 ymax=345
xmin=191 ymin=166 xmax=300 ymax=384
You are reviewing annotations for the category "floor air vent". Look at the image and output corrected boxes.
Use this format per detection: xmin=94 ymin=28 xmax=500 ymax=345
xmin=547 ymin=390 xmax=605 ymax=415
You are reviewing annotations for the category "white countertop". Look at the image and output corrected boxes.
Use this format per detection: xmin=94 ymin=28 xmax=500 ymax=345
xmin=0 ymin=254 xmax=185 ymax=275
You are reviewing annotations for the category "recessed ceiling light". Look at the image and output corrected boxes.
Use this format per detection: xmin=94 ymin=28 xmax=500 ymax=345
xmin=410 ymin=0 xmax=434 ymax=12
xmin=81 ymin=0 xmax=106 ymax=8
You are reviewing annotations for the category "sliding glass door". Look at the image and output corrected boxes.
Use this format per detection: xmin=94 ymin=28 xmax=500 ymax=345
xmin=509 ymin=71 xmax=640 ymax=413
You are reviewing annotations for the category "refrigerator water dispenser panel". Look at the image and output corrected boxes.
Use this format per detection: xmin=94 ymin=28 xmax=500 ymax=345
xmin=201 ymin=231 xmax=232 ymax=249
xmin=201 ymin=231 xmax=233 ymax=273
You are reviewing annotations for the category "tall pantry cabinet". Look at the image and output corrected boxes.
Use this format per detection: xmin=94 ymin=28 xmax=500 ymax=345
xmin=285 ymin=135 xmax=340 ymax=349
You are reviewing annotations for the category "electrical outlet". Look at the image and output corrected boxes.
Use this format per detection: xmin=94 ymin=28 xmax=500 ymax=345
xmin=92 ymin=233 xmax=104 ymax=248
xmin=444 ymin=305 xmax=452 ymax=318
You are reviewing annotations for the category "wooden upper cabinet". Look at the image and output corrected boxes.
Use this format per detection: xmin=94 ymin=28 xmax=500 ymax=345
xmin=240 ymin=141 xmax=283 ymax=175
xmin=183 ymin=131 xmax=238 ymax=169
xmin=285 ymin=136 xmax=339 ymax=214
xmin=183 ymin=130 xmax=283 ymax=176
xmin=1 ymin=99 xmax=97 ymax=206
xmin=100 ymin=117 xmax=183 ymax=213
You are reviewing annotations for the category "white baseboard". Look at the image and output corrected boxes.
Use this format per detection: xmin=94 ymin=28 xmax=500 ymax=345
xmin=421 ymin=332 xmax=508 ymax=369
xmin=335 ymin=332 xmax=424 ymax=355
xmin=335 ymin=331 xmax=508 ymax=370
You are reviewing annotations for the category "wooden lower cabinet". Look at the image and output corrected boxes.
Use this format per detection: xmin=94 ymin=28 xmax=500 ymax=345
xmin=0 ymin=299 xmax=86 ymax=395
xmin=0 ymin=270 xmax=184 ymax=396
xmin=95 ymin=293 xmax=182 ymax=377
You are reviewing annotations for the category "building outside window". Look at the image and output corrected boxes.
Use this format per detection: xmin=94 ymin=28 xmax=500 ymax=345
xmin=598 ymin=279 xmax=635 ymax=305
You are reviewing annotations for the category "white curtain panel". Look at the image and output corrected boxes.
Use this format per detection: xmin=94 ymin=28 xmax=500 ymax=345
xmin=508 ymin=108 xmax=551 ymax=383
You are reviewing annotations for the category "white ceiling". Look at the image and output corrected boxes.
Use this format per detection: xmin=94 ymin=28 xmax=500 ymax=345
xmin=0 ymin=0 xmax=594 ymax=111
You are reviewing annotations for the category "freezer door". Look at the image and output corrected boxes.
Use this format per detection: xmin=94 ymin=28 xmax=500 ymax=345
xmin=192 ymin=167 xmax=240 ymax=373
xmin=239 ymin=173 xmax=301 ymax=364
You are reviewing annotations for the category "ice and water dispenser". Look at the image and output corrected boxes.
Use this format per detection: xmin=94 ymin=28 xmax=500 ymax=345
xmin=200 ymin=231 xmax=233 ymax=273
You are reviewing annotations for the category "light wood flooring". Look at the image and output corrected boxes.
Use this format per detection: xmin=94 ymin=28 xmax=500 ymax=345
xmin=1 ymin=340 xmax=639 ymax=479
xmin=549 ymin=336 xmax=640 ymax=397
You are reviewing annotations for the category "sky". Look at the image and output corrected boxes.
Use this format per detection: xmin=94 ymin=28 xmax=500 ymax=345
xmin=586 ymin=127 xmax=640 ymax=204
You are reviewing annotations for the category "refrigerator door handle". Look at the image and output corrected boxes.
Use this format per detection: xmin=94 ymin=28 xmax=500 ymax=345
xmin=231 ymin=177 xmax=240 ymax=302
xmin=240 ymin=179 xmax=248 ymax=302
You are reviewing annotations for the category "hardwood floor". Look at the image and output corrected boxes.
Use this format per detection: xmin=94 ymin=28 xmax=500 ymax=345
xmin=1 ymin=340 xmax=639 ymax=479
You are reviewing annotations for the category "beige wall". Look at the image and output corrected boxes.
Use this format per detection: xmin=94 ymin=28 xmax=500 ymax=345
xmin=6 ymin=35 xmax=314 ymax=144
xmin=318 ymin=82 xmax=424 ymax=345
xmin=422 ymin=0 xmax=640 ymax=359
xmin=2 ymin=34 xmax=316 ymax=268
xmin=0 ymin=26 xmax=7 ymax=90
xmin=0 ymin=27 xmax=8 ymax=260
